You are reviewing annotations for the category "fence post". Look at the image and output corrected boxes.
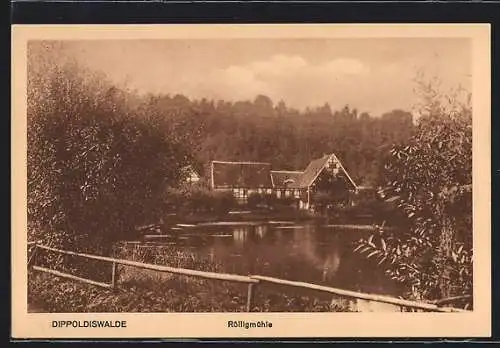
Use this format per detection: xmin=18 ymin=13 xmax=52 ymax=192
xmin=246 ymin=283 xmax=256 ymax=312
xmin=111 ymin=262 xmax=118 ymax=290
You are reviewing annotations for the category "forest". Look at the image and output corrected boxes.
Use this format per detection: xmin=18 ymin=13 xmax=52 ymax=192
xmin=143 ymin=93 xmax=415 ymax=186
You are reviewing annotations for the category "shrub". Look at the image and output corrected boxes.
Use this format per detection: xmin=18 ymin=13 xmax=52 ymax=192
xmin=27 ymin=42 xmax=193 ymax=270
xmin=344 ymin=194 xmax=408 ymax=226
xmin=353 ymin=79 xmax=473 ymax=307
xmin=210 ymin=190 xmax=237 ymax=214
xmin=263 ymin=193 xmax=278 ymax=207
xmin=163 ymin=186 xmax=236 ymax=215
xmin=247 ymin=192 xmax=264 ymax=209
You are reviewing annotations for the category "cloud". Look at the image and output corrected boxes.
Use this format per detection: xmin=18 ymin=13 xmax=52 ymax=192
xmin=249 ymin=54 xmax=308 ymax=77
xmin=67 ymin=40 xmax=471 ymax=116
xmin=234 ymin=55 xmax=370 ymax=82
xmin=318 ymin=58 xmax=370 ymax=76
xmin=98 ymin=51 xmax=467 ymax=116
xmin=179 ymin=55 xmax=373 ymax=110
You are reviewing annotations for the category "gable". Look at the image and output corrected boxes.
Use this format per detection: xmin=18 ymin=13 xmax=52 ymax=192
xmin=181 ymin=165 xmax=201 ymax=182
xmin=299 ymin=154 xmax=357 ymax=190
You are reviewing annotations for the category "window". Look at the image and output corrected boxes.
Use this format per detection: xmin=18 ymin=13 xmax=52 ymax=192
xmin=233 ymin=188 xmax=248 ymax=203
xmin=328 ymin=161 xmax=339 ymax=171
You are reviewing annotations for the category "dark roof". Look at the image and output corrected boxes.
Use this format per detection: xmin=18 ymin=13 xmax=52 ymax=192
xmin=270 ymin=171 xmax=304 ymax=188
xmin=211 ymin=161 xmax=273 ymax=189
xmin=296 ymin=154 xmax=332 ymax=188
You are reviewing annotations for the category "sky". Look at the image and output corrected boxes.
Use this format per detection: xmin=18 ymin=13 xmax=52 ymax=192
xmin=50 ymin=38 xmax=471 ymax=116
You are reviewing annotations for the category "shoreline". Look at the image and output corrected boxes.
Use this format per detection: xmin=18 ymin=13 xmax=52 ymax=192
xmin=136 ymin=209 xmax=384 ymax=237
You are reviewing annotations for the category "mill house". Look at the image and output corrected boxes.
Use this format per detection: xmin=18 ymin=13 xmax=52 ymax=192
xmin=209 ymin=153 xmax=358 ymax=210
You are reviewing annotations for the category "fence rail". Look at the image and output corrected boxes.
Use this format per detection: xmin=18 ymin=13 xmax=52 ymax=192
xmin=36 ymin=244 xmax=258 ymax=284
xmin=28 ymin=243 xmax=470 ymax=313
xmin=251 ymin=275 xmax=467 ymax=313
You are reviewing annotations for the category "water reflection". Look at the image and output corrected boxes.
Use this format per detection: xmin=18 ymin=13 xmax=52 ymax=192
xmin=255 ymin=225 xmax=267 ymax=239
xmin=141 ymin=222 xmax=400 ymax=298
xmin=233 ymin=227 xmax=248 ymax=249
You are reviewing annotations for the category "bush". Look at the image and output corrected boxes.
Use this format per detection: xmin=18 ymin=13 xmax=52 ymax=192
xmin=263 ymin=193 xmax=278 ymax=207
xmin=27 ymin=43 xmax=193 ymax=271
xmin=247 ymin=192 xmax=264 ymax=209
xmin=345 ymin=194 xmax=408 ymax=226
xmin=163 ymin=186 xmax=236 ymax=215
xmin=353 ymin=79 xmax=473 ymax=306
xmin=211 ymin=190 xmax=237 ymax=214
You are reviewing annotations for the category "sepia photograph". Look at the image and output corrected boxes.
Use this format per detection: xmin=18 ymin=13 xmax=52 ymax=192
xmin=12 ymin=24 xmax=491 ymax=338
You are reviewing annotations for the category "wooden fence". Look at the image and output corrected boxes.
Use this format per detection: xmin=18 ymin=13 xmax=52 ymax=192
xmin=28 ymin=243 xmax=470 ymax=313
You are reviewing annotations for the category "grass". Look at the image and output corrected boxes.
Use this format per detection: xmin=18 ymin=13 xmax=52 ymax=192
xmin=28 ymin=243 xmax=354 ymax=313
xmin=28 ymin=271 xmax=353 ymax=313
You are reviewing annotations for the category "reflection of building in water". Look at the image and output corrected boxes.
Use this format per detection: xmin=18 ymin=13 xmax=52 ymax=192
xmin=255 ymin=225 xmax=267 ymax=239
xmin=233 ymin=227 xmax=249 ymax=248
xmin=321 ymin=252 xmax=341 ymax=282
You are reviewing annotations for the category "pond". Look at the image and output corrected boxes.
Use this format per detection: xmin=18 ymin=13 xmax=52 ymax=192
xmin=133 ymin=222 xmax=403 ymax=300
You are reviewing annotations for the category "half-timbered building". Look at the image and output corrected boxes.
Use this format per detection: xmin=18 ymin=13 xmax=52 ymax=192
xmin=210 ymin=161 xmax=274 ymax=203
xmin=209 ymin=153 xmax=358 ymax=209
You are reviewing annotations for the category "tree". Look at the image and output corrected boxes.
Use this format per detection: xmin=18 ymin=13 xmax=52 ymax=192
xmin=254 ymin=94 xmax=274 ymax=117
xmin=354 ymin=79 xmax=472 ymax=308
xmin=27 ymin=43 xmax=193 ymax=256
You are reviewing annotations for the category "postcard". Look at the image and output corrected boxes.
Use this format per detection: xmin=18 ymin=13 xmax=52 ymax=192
xmin=11 ymin=23 xmax=491 ymax=339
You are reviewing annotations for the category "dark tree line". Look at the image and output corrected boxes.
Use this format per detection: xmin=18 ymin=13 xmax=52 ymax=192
xmin=143 ymin=93 xmax=415 ymax=186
